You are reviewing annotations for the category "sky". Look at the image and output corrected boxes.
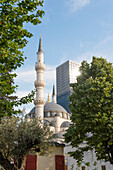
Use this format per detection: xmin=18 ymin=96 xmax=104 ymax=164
xmin=15 ymin=0 xmax=113 ymax=113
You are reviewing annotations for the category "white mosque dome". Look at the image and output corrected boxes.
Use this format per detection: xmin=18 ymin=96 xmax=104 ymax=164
xmin=44 ymin=102 xmax=67 ymax=113
xmin=28 ymin=101 xmax=68 ymax=118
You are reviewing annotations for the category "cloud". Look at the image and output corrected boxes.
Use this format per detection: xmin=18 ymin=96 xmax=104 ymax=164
xmin=44 ymin=65 xmax=56 ymax=86
xmin=14 ymin=64 xmax=56 ymax=104
xmin=15 ymin=70 xmax=35 ymax=83
xmin=13 ymin=90 xmax=34 ymax=113
xmin=14 ymin=64 xmax=57 ymax=112
xmin=72 ymin=34 xmax=113 ymax=64
xmin=79 ymin=41 xmax=84 ymax=48
xmin=95 ymin=35 xmax=113 ymax=50
xmin=66 ymin=0 xmax=90 ymax=12
xmin=15 ymin=65 xmax=56 ymax=85
xmin=59 ymin=55 xmax=68 ymax=65
xmin=15 ymin=90 xmax=34 ymax=99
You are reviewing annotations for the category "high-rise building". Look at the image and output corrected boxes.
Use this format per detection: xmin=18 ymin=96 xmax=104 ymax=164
xmin=56 ymin=60 xmax=80 ymax=113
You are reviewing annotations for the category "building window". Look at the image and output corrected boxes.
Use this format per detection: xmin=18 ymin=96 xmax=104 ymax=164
xmin=81 ymin=166 xmax=85 ymax=170
xmin=101 ymin=165 xmax=106 ymax=170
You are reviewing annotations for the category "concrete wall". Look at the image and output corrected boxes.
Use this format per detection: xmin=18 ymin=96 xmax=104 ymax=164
xmin=37 ymin=146 xmax=64 ymax=170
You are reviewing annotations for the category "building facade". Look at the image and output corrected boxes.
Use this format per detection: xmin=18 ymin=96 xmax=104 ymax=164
xmin=56 ymin=60 xmax=80 ymax=113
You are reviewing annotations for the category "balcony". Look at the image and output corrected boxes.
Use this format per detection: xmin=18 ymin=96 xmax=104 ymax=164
xmin=34 ymin=80 xmax=45 ymax=88
xmin=35 ymin=63 xmax=45 ymax=71
xmin=34 ymin=98 xmax=45 ymax=105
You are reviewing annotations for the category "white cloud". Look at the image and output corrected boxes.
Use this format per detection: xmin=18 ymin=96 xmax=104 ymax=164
xmin=44 ymin=65 xmax=56 ymax=86
xmin=16 ymin=90 xmax=33 ymax=99
xmin=13 ymin=90 xmax=34 ymax=114
xmin=15 ymin=70 xmax=35 ymax=83
xmin=59 ymin=55 xmax=68 ymax=65
xmin=79 ymin=41 xmax=84 ymax=48
xmin=14 ymin=64 xmax=56 ymax=112
xmin=95 ymin=35 xmax=113 ymax=50
xmin=66 ymin=0 xmax=90 ymax=12
xmin=15 ymin=65 xmax=56 ymax=85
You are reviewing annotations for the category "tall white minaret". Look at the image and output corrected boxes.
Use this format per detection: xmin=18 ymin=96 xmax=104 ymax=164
xmin=52 ymin=85 xmax=56 ymax=103
xmin=34 ymin=35 xmax=45 ymax=120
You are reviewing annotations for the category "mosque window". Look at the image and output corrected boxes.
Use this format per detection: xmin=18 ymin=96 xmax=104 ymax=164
xmin=101 ymin=166 xmax=106 ymax=170
xmin=44 ymin=112 xmax=46 ymax=117
xmin=62 ymin=113 xmax=64 ymax=118
xmin=66 ymin=114 xmax=68 ymax=119
xmin=50 ymin=112 xmax=52 ymax=117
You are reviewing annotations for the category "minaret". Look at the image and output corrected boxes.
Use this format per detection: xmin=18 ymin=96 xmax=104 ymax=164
xmin=34 ymin=35 xmax=45 ymax=120
xmin=52 ymin=85 xmax=56 ymax=103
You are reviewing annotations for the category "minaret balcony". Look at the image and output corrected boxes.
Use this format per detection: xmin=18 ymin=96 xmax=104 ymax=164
xmin=34 ymin=98 xmax=45 ymax=105
xmin=34 ymin=80 xmax=45 ymax=88
xmin=35 ymin=63 xmax=45 ymax=71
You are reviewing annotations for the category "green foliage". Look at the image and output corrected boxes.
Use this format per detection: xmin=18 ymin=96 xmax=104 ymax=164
xmin=65 ymin=57 xmax=113 ymax=164
xmin=0 ymin=116 xmax=52 ymax=169
xmin=0 ymin=0 xmax=44 ymax=118
xmin=85 ymin=162 xmax=90 ymax=166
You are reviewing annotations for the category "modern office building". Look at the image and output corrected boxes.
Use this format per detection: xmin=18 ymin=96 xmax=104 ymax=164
xmin=56 ymin=60 xmax=80 ymax=113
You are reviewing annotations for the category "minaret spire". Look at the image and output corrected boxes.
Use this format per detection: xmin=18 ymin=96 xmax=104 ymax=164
xmin=38 ymin=35 xmax=43 ymax=52
xmin=52 ymin=85 xmax=55 ymax=96
xmin=47 ymin=93 xmax=50 ymax=102
xmin=52 ymin=85 xmax=56 ymax=103
xmin=34 ymin=36 xmax=45 ymax=121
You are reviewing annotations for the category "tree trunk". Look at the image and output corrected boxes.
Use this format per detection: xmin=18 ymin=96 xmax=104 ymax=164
xmin=0 ymin=152 xmax=14 ymax=170
xmin=110 ymin=147 xmax=113 ymax=164
xmin=19 ymin=156 xmax=26 ymax=170
xmin=0 ymin=152 xmax=26 ymax=170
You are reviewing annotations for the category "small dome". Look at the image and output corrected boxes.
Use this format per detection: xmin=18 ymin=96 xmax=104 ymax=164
xmin=44 ymin=102 xmax=67 ymax=113
xmin=61 ymin=121 xmax=71 ymax=127
xmin=55 ymin=132 xmax=63 ymax=139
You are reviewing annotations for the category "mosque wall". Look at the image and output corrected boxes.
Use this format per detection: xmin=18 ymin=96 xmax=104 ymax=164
xmin=44 ymin=116 xmax=71 ymax=133
xmin=37 ymin=146 xmax=64 ymax=170
xmin=64 ymin=145 xmax=113 ymax=170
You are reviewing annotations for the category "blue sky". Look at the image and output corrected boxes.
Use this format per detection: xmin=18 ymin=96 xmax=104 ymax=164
xmin=15 ymin=0 xmax=113 ymax=113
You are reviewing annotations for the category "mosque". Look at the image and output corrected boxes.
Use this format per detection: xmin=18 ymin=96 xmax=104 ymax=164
xmin=25 ymin=36 xmax=113 ymax=170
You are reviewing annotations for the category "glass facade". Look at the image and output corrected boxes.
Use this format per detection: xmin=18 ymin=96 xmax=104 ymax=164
xmin=56 ymin=60 xmax=80 ymax=113
xmin=57 ymin=91 xmax=71 ymax=113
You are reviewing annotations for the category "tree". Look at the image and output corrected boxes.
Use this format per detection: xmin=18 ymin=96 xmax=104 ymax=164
xmin=0 ymin=116 xmax=52 ymax=170
xmin=65 ymin=57 xmax=113 ymax=164
xmin=0 ymin=0 xmax=44 ymax=118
